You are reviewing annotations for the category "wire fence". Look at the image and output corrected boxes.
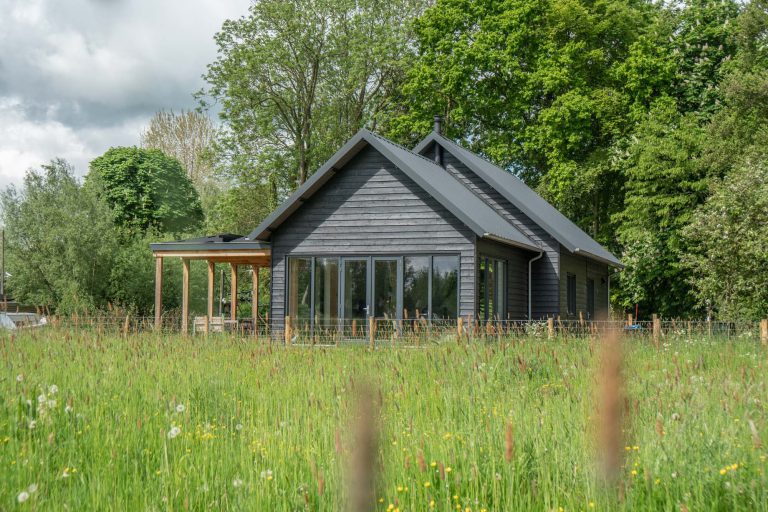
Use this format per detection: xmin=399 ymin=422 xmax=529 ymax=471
xmin=6 ymin=313 xmax=767 ymax=347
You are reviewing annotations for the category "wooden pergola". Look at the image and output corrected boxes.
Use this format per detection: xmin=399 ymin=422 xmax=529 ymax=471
xmin=150 ymin=235 xmax=271 ymax=334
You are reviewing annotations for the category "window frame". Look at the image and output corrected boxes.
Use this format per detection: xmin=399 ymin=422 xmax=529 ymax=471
xmin=566 ymin=273 xmax=577 ymax=316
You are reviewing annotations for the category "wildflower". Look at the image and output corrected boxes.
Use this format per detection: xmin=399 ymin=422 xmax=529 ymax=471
xmin=62 ymin=469 xmax=70 ymax=478
xmin=235 ymin=423 xmax=243 ymax=431
xmin=16 ymin=374 xmax=23 ymax=382
xmin=175 ymin=404 xmax=186 ymax=413
xmin=630 ymin=470 xmax=638 ymax=476
xmin=27 ymin=483 xmax=38 ymax=493
xmin=424 ymin=481 xmax=431 ymax=488
xmin=37 ymin=394 xmax=46 ymax=404
xmin=233 ymin=478 xmax=243 ymax=487
xmin=260 ymin=469 xmax=273 ymax=480
xmin=719 ymin=469 xmax=727 ymax=475
xmin=589 ymin=502 xmax=595 ymax=508
xmin=17 ymin=491 xmax=30 ymax=503
xmin=167 ymin=426 xmax=181 ymax=439
xmin=731 ymin=463 xmax=738 ymax=470
xmin=445 ymin=467 xmax=452 ymax=473
xmin=430 ymin=500 xmax=436 ymax=508
xmin=28 ymin=420 xmax=37 ymax=430
xmin=47 ymin=399 xmax=57 ymax=409
xmin=430 ymin=461 xmax=437 ymax=467
xmin=65 ymin=405 xmax=73 ymax=414
xmin=49 ymin=385 xmax=58 ymax=394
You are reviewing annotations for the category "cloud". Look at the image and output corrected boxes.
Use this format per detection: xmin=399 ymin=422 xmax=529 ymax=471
xmin=0 ymin=0 xmax=251 ymax=186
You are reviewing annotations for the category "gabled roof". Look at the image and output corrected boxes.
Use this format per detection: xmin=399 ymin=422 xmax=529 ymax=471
xmin=414 ymin=133 xmax=622 ymax=267
xmin=246 ymin=129 xmax=540 ymax=252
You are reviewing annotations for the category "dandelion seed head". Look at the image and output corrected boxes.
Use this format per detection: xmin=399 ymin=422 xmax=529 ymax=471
xmin=167 ymin=426 xmax=181 ymax=439
xmin=17 ymin=491 xmax=30 ymax=503
xmin=175 ymin=404 xmax=185 ymax=413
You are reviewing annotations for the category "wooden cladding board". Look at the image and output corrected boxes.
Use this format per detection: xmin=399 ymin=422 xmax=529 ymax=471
xmin=559 ymin=249 xmax=609 ymax=320
xmin=424 ymin=144 xmax=562 ymax=318
xmin=269 ymin=145 xmax=477 ymax=333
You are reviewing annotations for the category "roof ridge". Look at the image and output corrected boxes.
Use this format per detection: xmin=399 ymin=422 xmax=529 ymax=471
xmin=365 ymin=130 xmax=446 ymax=168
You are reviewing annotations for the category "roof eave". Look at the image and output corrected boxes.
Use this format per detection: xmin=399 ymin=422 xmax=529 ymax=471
xmin=573 ymin=248 xmax=624 ymax=269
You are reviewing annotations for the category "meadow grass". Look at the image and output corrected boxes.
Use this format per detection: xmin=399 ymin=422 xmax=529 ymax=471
xmin=1 ymin=329 xmax=766 ymax=511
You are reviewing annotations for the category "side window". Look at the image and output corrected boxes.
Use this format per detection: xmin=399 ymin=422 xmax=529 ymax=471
xmin=586 ymin=278 xmax=595 ymax=319
xmin=567 ymin=273 xmax=576 ymax=316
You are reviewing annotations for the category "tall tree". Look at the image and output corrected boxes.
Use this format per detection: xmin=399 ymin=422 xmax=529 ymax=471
xmin=198 ymin=0 xmax=428 ymax=210
xmin=140 ymin=110 xmax=217 ymax=191
xmin=0 ymin=160 xmax=117 ymax=313
xmin=87 ymin=147 xmax=204 ymax=235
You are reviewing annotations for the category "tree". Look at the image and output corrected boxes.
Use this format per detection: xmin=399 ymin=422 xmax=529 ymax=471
xmin=684 ymin=158 xmax=768 ymax=319
xmin=87 ymin=147 xmax=204 ymax=235
xmin=384 ymin=0 xmax=660 ymax=242
xmin=613 ymin=98 xmax=708 ymax=317
xmin=140 ymin=110 xmax=217 ymax=191
xmin=0 ymin=160 xmax=117 ymax=313
xmin=198 ymin=0 xmax=428 ymax=210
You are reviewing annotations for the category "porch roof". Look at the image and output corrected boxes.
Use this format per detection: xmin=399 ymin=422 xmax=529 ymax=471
xmin=150 ymin=234 xmax=271 ymax=265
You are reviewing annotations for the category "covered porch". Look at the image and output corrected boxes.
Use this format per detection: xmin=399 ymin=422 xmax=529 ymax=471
xmin=150 ymin=234 xmax=271 ymax=334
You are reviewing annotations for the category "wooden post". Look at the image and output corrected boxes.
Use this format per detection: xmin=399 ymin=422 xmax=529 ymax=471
xmin=457 ymin=317 xmax=464 ymax=344
xmin=206 ymin=260 xmax=214 ymax=334
xmin=369 ymin=316 xmax=375 ymax=350
xmin=627 ymin=313 xmax=633 ymax=326
xmin=252 ymin=265 xmax=259 ymax=337
xmin=760 ymin=319 xmax=768 ymax=346
xmin=652 ymin=314 xmax=661 ymax=348
xmin=230 ymin=263 xmax=238 ymax=321
xmin=181 ymin=258 xmax=190 ymax=335
xmin=154 ymin=257 xmax=163 ymax=330
xmin=285 ymin=315 xmax=292 ymax=345
xmin=547 ymin=317 xmax=554 ymax=339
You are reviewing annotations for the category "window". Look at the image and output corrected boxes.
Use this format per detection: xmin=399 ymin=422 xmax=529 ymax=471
xmin=314 ymin=258 xmax=339 ymax=330
xmin=567 ymin=273 xmax=577 ymax=315
xmin=288 ymin=257 xmax=312 ymax=328
xmin=403 ymin=256 xmax=430 ymax=319
xmin=478 ymin=257 xmax=506 ymax=321
xmin=586 ymin=278 xmax=595 ymax=319
xmin=432 ymin=255 xmax=459 ymax=320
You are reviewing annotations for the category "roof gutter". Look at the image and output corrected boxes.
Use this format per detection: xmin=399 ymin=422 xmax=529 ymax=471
xmin=573 ymin=248 xmax=624 ymax=269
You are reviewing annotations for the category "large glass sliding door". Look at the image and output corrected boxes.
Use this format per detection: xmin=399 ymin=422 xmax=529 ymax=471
xmin=342 ymin=259 xmax=369 ymax=325
xmin=373 ymin=258 xmax=399 ymax=319
xmin=314 ymin=258 xmax=339 ymax=331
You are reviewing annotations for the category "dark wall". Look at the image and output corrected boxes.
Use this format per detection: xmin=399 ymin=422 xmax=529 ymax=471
xmin=559 ymin=249 xmax=610 ymax=320
xmin=421 ymin=142 xmax=561 ymax=318
xmin=269 ymin=145 xmax=477 ymax=332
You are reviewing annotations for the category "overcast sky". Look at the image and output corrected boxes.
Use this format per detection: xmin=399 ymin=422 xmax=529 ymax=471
xmin=0 ymin=0 xmax=251 ymax=188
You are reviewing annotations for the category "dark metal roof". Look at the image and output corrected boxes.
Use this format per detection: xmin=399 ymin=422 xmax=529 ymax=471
xmin=246 ymin=129 xmax=540 ymax=252
xmin=414 ymin=133 xmax=623 ymax=268
xmin=150 ymin=234 xmax=270 ymax=252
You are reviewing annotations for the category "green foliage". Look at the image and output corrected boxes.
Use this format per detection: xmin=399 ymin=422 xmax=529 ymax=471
xmin=0 ymin=160 xmax=117 ymax=313
xmin=87 ymin=147 xmax=203 ymax=235
xmin=199 ymin=0 xmax=428 ymax=213
xmin=614 ymin=98 xmax=708 ymax=316
xmin=684 ymin=159 xmax=768 ymax=319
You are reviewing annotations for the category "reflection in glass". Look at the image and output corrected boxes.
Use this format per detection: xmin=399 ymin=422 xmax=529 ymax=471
xmin=404 ymin=256 xmax=429 ymax=319
xmin=374 ymin=259 xmax=398 ymax=319
xmin=344 ymin=260 xmax=368 ymax=322
xmin=432 ymin=256 xmax=458 ymax=320
xmin=288 ymin=257 xmax=311 ymax=329
xmin=314 ymin=258 xmax=339 ymax=331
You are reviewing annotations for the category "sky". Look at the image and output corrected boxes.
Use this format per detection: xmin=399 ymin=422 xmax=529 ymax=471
xmin=0 ymin=0 xmax=251 ymax=188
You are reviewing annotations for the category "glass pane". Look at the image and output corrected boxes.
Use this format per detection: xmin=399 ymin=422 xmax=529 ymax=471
xmin=403 ymin=256 xmax=429 ymax=319
xmin=478 ymin=258 xmax=487 ymax=321
xmin=432 ymin=256 xmax=458 ymax=320
xmin=343 ymin=260 xmax=368 ymax=322
xmin=486 ymin=259 xmax=496 ymax=320
xmin=288 ymin=257 xmax=311 ymax=330
xmin=374 ymin=260 xmax=398 ymax=319
xmin=314 ymin=258 xmax=339 ymax=330
xmin=495 ymin=260 xmax=505 ymax=320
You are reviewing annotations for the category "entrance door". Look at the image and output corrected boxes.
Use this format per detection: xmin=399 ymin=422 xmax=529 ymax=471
xmin=342 ymin=258 xmax=369 ymax=336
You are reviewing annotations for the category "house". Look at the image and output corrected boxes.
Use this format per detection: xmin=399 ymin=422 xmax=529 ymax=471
xmin=151 ymin=119 xmax=621 ymax=335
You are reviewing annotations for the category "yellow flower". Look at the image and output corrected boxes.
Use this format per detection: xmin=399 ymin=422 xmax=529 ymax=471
xmin=630 ymin=470 xmax=638 ymax=476
xmin=589 ymin=502 xmax=595 ymax=509
xmin=378 ymin=498 xmax=384 ymax=503
xmin=424 ymin=481 xmax=431 ymax=488
xmin=719 ymin=469 xmax=727 ymax=475
xmin=443 ymin=432 xmax=452 ymax=440
xmin=445 ymin=467 xmax=452 ymax=473
xmin=387 ymin=504 xmax=394 ymax=511
xmin=430 ymin=500 xmax=435 ymax=508
xmin=431 ymin=461 xmax=437 ymax=468
xmin=731 ymin=463 xmax=738 ymax=470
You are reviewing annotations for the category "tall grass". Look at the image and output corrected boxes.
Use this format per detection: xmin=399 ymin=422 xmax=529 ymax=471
xmin=1 ymin=329 xmax=766 ymax=510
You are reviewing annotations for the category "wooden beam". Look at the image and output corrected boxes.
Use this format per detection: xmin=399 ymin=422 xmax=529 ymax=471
xmin=207 ymin=260 xmax=215 ymax=333
xmin=230 ymin=263 xmax=238 ymax=321
xmin=252 ymin=265 xmax=259 ymax=335
xmin=154 ymin=257 xmax=163 ymax=330
xmin=181 ymin=259 xmax=190 ymax=334
xmin=152 ymin=250 xmax=270 ymax=260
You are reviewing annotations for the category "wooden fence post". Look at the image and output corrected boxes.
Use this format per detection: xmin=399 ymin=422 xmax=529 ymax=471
xmin=547 ymin=317 xmax=554 ymax=339
xmin=457 ymin=317 xmax=464 ymax=344
xmin=652 ymin=314 xmax=661 ymax=348
xmin=760 ymin=319 xmax=768 ymax=346
xmin=285 ymin=315 xmax=292 ymax=346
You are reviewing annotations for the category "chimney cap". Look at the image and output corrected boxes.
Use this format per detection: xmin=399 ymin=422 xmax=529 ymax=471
xmin=433 ymin=115 xmax=442 ymax=134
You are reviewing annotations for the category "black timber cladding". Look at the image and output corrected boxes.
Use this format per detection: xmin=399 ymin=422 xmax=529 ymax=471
xmin=419 ymin=142 xmax=560 ymax=318
xmin=269 ymin=144 xmax=478 ymax=331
